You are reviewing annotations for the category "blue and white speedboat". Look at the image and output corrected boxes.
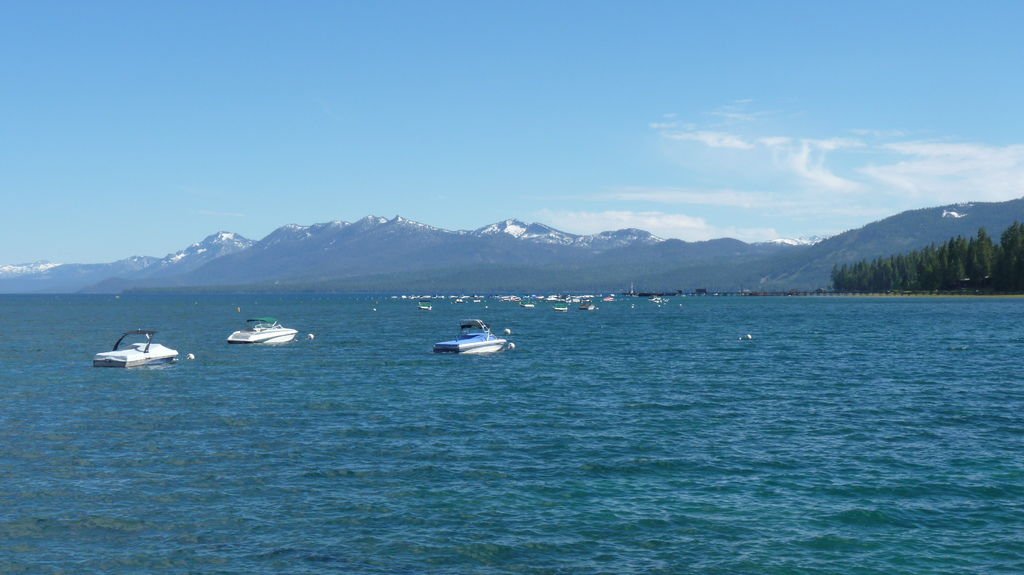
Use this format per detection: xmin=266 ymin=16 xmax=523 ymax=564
xmin=93 ymin=330 xmax=179 ymax=367
xmin=433 ymin=319 xmax=508 ymax=354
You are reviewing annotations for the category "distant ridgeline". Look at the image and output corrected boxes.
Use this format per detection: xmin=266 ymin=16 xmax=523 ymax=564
xmin=831 ymin=222 xmax=1024 ymax=292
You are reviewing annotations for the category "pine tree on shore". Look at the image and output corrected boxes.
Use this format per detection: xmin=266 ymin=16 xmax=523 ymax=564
xmin=831 ymin=224 xmax=1022 ymax=292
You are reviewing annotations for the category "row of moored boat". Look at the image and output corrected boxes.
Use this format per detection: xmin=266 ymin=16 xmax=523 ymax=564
xmin=93 ymin=317 xmax=511 ymax=367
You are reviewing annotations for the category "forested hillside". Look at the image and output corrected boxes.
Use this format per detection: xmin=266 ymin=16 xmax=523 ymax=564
xmin=831 ymin=223 xmax=1024 ymax=292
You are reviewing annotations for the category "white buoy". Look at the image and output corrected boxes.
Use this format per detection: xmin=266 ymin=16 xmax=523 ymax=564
xmin=186 ymin=353 xmax=195 ymax=360
xmin=507 ymin=342 xmax=516 ymax=351
xmin=740 ymin=334 xmax=753 ymax=341
xmin=504 ymin=328 xmax=512 ymax=335
xmin=307 ymin=333 xmax=315 ymax=340
xmin=372 ymin=308 xmax=377 ymax=312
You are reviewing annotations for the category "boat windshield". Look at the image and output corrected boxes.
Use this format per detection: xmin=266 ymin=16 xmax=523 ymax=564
xmin=246 ymin=317 xmax=280 ymax=329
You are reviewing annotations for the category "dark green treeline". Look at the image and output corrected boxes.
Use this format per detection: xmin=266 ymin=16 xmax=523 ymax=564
xmin=831 ymin=222 xmax=1024 ymax=292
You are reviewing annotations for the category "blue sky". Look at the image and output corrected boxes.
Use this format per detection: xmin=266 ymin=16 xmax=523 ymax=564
xmin=3 ymin=1 xmax=1023 ymax=263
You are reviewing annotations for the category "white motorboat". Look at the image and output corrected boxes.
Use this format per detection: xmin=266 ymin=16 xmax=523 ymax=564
xmin=433 ymin=319 xmax=509 ymax=354
xmin=93 ymin=330 xmax=179 ymax=367
xmin=227 ymin=317 xmax=298 ymax=344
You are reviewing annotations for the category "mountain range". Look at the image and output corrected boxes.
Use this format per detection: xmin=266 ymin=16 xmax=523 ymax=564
xmin=4 ymin=198 xmax=1024 ymax=293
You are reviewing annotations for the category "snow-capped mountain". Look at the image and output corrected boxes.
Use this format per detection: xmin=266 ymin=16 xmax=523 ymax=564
xmin=159 ymin=231 xmax=254 ymax=268
xmin=255 ymin=215 xmax=661 ymax=255
xmin=0 ymin=261 xmax=63 ymax=277
xmin=761 ymin=235 xmax=829 ymax=247
xmin=6 ymin=198 xmax=1023 ymax=294
xmin=258 ymin=216 xmax=445 ymax=249
xmin=474 ymin=219 xmax=531 ymax=238
xmin=473 ymin=219 xmax=580 ymax=245
xmin=390 ymin=215 xmax=443 ymax=232
xmin=0 ymin=214 xmax=781 ymax=292
xmin=471 ymin=219 xmax=661 ymax=250
xmin=580 ymin=228 xmax=663 ymax=250
xmin=0 ymin=231 xmax=250 ymax=293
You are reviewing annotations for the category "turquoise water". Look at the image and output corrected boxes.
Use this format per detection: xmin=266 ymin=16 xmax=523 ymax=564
xmin=1 ymin=294 xmax=1022 ymax=573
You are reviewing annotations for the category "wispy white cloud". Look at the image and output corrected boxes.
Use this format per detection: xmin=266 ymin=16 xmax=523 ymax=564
xmin=758 ymin=136 xmax=792 ymax=147
xmin=883 ymin=140 xmax=1023 ymax=161
xmin=710 ymin=110 xmax=759 ymax=124
xmin=639 ymin=103 xmax=1024 ymax=239
xmin=782 ymin=138 xmax=864 ymax=192
xmin=660 ymin=123 xmax=862 ymax=191
xmin=804 ymin=137 xmax=863 ymax=152
xmin=599 ymin=187 xmax=773 ymax=209
xmin=707 ymin=99 xmax=763 ymax=125
xmin=850 ymin=128 xmax=907 ymax=138
xmin=860 ymin=141 xmax=1024 ymax=201
xmin=536 ymin=209 xmax=778 ymax=242
xmin=654 ymin=104 xmax=864 ymax=191
xmin=663 ymin=130 xmax=755 ymax=149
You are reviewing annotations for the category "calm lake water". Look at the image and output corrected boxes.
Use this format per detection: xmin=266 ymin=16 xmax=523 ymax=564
xmin=1 ymin=294 xmax=1022 ymax=573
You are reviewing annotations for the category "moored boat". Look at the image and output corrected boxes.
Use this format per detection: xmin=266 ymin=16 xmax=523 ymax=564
xmin=227 ymin=317 xmax=298 ymax=344
xmin=93 ymin=330 xmax=178 ymax=367
xmin=433 ymin=319 xmax=509 ymax=354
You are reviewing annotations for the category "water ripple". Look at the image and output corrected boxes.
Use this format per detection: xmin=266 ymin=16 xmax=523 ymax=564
xmin=1 ymin=295 xmax=1022 ymax=573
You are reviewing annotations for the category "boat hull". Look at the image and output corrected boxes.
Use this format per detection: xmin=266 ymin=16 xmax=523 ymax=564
xmin=93 ymin=355 xmax=178 ymax=368
xmin=433 ymin=338 xmax=508 ymax=354
xmin=93 ymin=344 xmax=179 ymax=368
xmin=227 ymin=328 xmax=298 ymax=344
